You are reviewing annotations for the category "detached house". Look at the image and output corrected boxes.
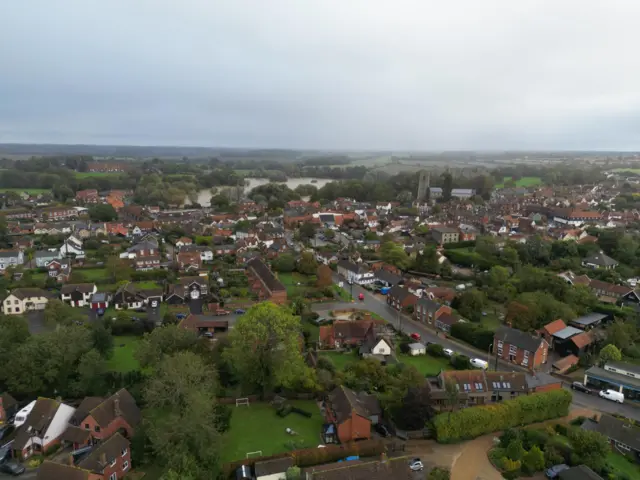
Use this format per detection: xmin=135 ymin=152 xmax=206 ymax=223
xmin=493 ymin=325 xmax=549 ymax=371
xmin=45 ymin=258 xmax=72 ymax=283
xmin=12 ymin=397 xmax=76 ymax=459
xmin=336 ymin=260 xmax=375 ymax=285
xmin=165 ymin=276 xmax=209 ymax=303
xmin=113 ymin=283 xmax=163 ymax=310
xmin=61 ymin=283 xmax=98 ymax=307
xmin=319 ymin=320 xmax=374 ymax=349
xmin=323 ymin=385 xmax=381 ymax=444
xmin=2 ymin=288 xmax=50 ymax=314
xmin=59 ymin=235 xmax=85 ymax=258
xmin=0 ymin=250 xmax=24 ymax=271
xmin=582 ymin=252 xmax=618 ymax=270
xmin=35 ymin=249 xmax=62 ymax=268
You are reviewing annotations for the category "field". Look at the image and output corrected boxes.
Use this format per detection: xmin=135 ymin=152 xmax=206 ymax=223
xmin=607 ymin=452 xmax=640 ymax=478
xmin=399 ymin=354 xmax=451 ymax=376
xmin=319 ymin=351 xmax=358 ymax=371
xmin=0 ymin=188 xmax=49 ymax=194
xmin=221 ymin=400 xmax=323 ymax=462
xmin=495 ymin=176 xmax=542 ymax=188
xmin=75 ymin=172 xmax=126 ymax=178
xmin=612 ymin=168 xmax=640 ymax=174
xmin=107 ymin=336 xmax=141 ymax=372
xmin=78 ymin=268 xmax=111 ymax=281
xmin=277 ymin=272 xmax=318 ymax=296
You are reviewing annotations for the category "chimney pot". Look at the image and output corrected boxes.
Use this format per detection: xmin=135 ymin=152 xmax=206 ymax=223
xmin=99 ymin=453 xmax=107 ymax=465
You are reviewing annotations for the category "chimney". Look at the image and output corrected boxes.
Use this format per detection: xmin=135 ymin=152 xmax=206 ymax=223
xmin=99 ymin=453 xmax=107 ymax=466
xmin=114 ymin=398 xmax=122 ymax=417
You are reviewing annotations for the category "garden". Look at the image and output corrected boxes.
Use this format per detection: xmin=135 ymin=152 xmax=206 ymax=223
xmin=107 ymin=335 xmax=142 ymax=373
xmin=488 ymin=416 xmax=639 ymax=480
xmin=221 ymin=400 xmax=323 ymax=462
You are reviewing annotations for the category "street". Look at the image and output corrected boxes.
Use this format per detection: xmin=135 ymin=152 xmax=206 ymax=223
xmin=567 ymin=386 xmax=640 ymax=422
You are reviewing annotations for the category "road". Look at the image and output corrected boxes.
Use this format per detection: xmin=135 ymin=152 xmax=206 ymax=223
xmin=315 ymin=274 xmax=640 ymax=421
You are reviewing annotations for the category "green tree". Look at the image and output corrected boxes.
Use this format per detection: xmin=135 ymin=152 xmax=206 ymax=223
xmin=210 ymin=194 xmax=230 ymax=209
xmin=296 ymin=251 xmax=318 ymax=275
xmin=452 ymin=289 xmax=486 ymax=322
xmin=522 ymin=445 xmax=545 ymax=473
xmin=428 ymin=467 xmax=451 ymax=480
xmin=323 ymin=229 xmax=335 ymax=240
xmin=136 ymin=325 xmax=199 ymax=369
xmin=89 ymin=320 xmax=114 ymax=358
xmin=106 ymin=256 xmax=133 ymax=283
xmin=298 ymin=222 xmax=317 ymax=241
xmin=226 ymin=303 xmax=317 ymax=397
xmin=606 ymin=320 xmax=638 ymax=351
xmin=487 ymin=265 xmax=510 ymax=288
xmin=0 ymin=315 xmax=30 ymax=385
xmin=568 ymin=428 xmax=610 ymax=472
xmin=88 ymin=203 xmax=118 ymax=222
xmin=43 ymin=299 xmax=85 ymax=327
xmin=74 ymin=348 xmax=108 ymax=396
xmin=143 ymin=351 xmax=222 ymax=479
xmin=272 ymin=253 xmax=296 ymax=273
xmin=599 ymin=344 xmax=622 ymax=366
xmin=506 ymin=438 xmax=525 ymax=461
xmin=380 ymin=241 xmax=411 ymax=270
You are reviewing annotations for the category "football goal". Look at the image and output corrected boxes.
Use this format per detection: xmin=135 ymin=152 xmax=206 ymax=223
xmin=246 ymin=450 xmax=263 ymax=459
xmin=235 ymin=397 xmax=250 ymax=407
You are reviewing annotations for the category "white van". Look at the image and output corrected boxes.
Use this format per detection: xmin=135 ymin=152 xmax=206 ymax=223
xmin=13 ymin=400 xmax=36 ymax=427
xmin=470 ymin=358 xmax=489 ymax=370
xmin=599 ymin=389 xmax=624 ymax=404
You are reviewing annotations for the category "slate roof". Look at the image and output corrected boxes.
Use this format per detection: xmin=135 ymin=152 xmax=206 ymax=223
xmin=583 ymin=252 xmax=618 ymax=267
xmin=552 ymin=326 xmax=583 ymax=340
xmin=247 ymin=258 xmax=285 ymax=292
xmin=485 ymin=372 xmax=528 ymax=393
xmin=70 ymin=396 xmax=104 ymax=425
xmin=558 ymin=465 xmax=603 ymax=480
xmin=254 ymin=457 xmax=295 ymax=477
xmin=60 ymin=283 xmax=96 ymax=295
xmin=495 ymin=325 xmax=544 ymax=352
xmin=375 ymin=269 xmax=402 ymax=285
xmin=416 ymin=297 xmax=445 ymax=313
xmin=36 ymin=461 xmax=89 ymax=480
xmin=78 ymin=432 xmax=129 ymax=473
xmin=388 ymin=286 xmax=416 ymax=302
xmin=328 ymin=385 xmax=381 ymax=423
xmin=60 ymin=425 xmax=92 ymax=445
xmin=570 ymin=312 xmax=608 ymax=327
xmin=13 ymin=398 xmax=61 ymax=450
xmin=583 ymin=414 xmax=640 ymax=451
xmin=9 ymin=288 xmax=50 ymax=300
xmin=86 ymin=389 xmax=141 ymax=429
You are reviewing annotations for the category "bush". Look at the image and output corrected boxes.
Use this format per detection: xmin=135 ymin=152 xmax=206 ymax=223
xmin=427 ymin=343 xmax=445 ymax=357
xmin=488 ymin=447 xmax=506 ymax=468
xmin=522 ymin=445 xmax=545 ymax=474
xmin=399 ymin=340 xmax=411 ymax=355
xmin=554 ymin=424 xmax=568 ymax=436
xmin=316 ymin=356 xmax=335 ymax=373
xmin=450 ymin=322 xmax=494 ymax=351
xmin=501 ymin=457 xmax=521 ymax=473
xmin=499 ymin=428 xmax=522 ymax=448
xmin=544 ymin=446 xmax=564 ymax=468
xmin=433 ymin=389 xmax=573 ymax=443
xmin=523 ymin=429 xmax=549 ymax=450
xmin=450 ymin=354 xmax=472 ymax=370
xmin=570 ymin=416 xmax=586 ymax=426
xmin=506 ymin=439 xmax=525 ymax=461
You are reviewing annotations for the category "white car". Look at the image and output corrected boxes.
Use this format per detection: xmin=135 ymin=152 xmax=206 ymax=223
xmin=599 ymin=389 xmax=624 ymax=404
xmin=471 ymin=358 xmax=489 ymax=370
xmin=409 ymin=459 xmax=424 ymax=471
xmin=442 ymin=348 xmax=454 ymax=357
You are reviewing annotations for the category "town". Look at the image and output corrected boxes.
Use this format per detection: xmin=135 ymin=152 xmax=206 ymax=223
xmin=0 ymin=153 xmax=636 ymax=480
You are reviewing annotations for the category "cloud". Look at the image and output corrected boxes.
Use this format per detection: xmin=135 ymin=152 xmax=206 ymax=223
xmin=1 ymin=0 xmax=640 ymax=149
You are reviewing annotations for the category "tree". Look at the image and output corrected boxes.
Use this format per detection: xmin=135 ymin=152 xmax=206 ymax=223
xmin=89 ymin=320 xmax=114 ymax=358
xmin=392 ymin=386 xmax=434 ymax=430
xmin=74 ymin=349 xmax=107 ymax=396
xmin=43 ymin=299 xmax=85 ymax=327
xmin=272 ymin=253 xmax=296 ymax=273
xmin=225 ymin=303 xmax=317 ymax=397
xmin=106 ymin=255 xmax=132 ymax=283
xmin=568 ymin=428 xmax=610 ymax=472
xmin=428 ymin=467 xmax=451 ymax=480
xmin=522 ymin=445 xmax=545 ymax=474
xmin=88 ymin=203 xmax=118 ymax=222
xmin=444 ymin=378 xmax=459 ymax=415
xmin=0 ymin=315 xmax=30 ymax=385
xmin=298 ymin=222 xmax=317 ymax=242
xmin=323 ymin=229 xmax=335 ymax=240
xmin=452 ymin=289 xmax=486 ymax=322
xmin=136 ymin=325 xmax=199 ymax=369
xmin=297 ymin=251 xmax=318 ymax=276
xmin=506 ymin=438 xmax=525 ymax=461
xmin=606 ymin=320 xmax=638 ymax=351
xmin=316 ymin=264 xmax=333 ymax=288
xmin=599 ymin=344 xmax=622 ymax=366
xmin=487 ymin=265 xmax=510 ymax=288
xmin=381 ymin=241 xmax=411 ymax=270
xmin=143 ymin=351 xmax=223 ymax=479
xmin=210 ymin=194 xmax=230 ymax=209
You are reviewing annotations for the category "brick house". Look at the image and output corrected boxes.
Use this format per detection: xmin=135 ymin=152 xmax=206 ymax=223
xmin=70 ymin=389 xmax=141 ymax=442
xmin=434 ymin=313 xmax=459 ymax=333
xmin=41 ymin=207 xmax=78 ymax=221
xmin=319 ymin=320 xmax=374 ymax=349
xmin=386 ymin=286 xmax=418 ymax=311
xmin=414 ymin=298 xmax=452 ymax=325
xmin=76 ymin=189 xmax=99 ymax=203
xmin=323 ymin=385 xmax=381 ymax=444
xmin=246 ymin=258 xmax=287 ymax=304
xmin=493 ymin=325 xmax=549 ymax=371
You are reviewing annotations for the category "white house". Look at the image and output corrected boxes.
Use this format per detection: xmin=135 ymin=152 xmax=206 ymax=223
xmin=2 ymin=288 xmax=50 ymax=315
xmin=0 ymin=250 xmax=24 ymax=271
xmin=336 ymin=260 xmax=375 ymax=285
xmin=408 ymin=343 xmax=426 ymax=356
xmin=369 ymin=338 xmax=393 ymax=356
xmin=60 ymin=283 xmax=97 ymax=307
xmin=180 ymin=245 xmax=213 ymax=262
xmin=11 ymin=398 xmax=75 ymax=459
xmin=59 ymin=235 xmax=85 ymax=258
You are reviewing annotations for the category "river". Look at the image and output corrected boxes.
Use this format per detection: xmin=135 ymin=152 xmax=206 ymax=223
xmin=192 ymin=177 xmax=333 ymax=206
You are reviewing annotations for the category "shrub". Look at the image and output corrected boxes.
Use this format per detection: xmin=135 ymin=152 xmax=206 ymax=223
xmin=488 ymin=447 xmax=506 ymax=468
xmin=506 ymin=439 xmax=525 ymax=461
xmin=427 ymin=343 xmax=445 ymax=357
xmin=570 ymin=416 xmax=586 ymax=426
xmin=501 ymin=457 xmax=521 ymax=473
xmin=544 ymin=446 xmax=564 ymax=468
xmin=522 ymin=445 xmax=545 ymax=474
xmin=554 ymin=424 xmax=568 ymax=436
xmin=499 ymin=428 xmax=522 ymax=448
xmin=450 ymin=322 xmax=495 ymax=351
xmin=316 ymin=356 xmax=335 ymax=373
xmin=427 ymin=467 xmax=451 ymax=480
xmin=433 ymin=389 xmax=572 ymax=443
xmin=523 ymin=429 xmax=549 ymax=449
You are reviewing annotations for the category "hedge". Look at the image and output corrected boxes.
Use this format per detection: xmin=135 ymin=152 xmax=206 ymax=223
xmin=433 ymin=389 xmax=572 ymax=443
xmin=450 ymin=322 xmax=495 ymax=350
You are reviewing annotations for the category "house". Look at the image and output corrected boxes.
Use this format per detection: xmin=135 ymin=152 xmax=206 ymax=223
xmin=254 ymin=457 xmax=295 ymax=480
xmin=588 ymin=279 xmax=639 ymax=304
xmin=165 ymin=276 xmax=209 ymax=303
xmin=176 ymin=251 xmax=201 ymax=271
xmin=319 ymin=320 xmax=374 ymax=349
xmin=60 ymin=235 xmax=85 ymax=258
xmin=323 ymin=385 xmax=381 ymax=443
xmin=493 ymin=325 xmax=549 ymax=370
xmin=180 ymin=244 xmax=214 ymax=262
xmin=246 ymin=258 xmax=287 ymax=304
xmin=61 ymin=283 xmax=98 ymax=307
xmin=175 ymin=236 xmax=193 ymax=247
xmin=178 ymin=314 xmax=229 ymax=335
xmin=35 ymin=249 xmax=62 ymax=268
xmin=12 ymin=397 xmax=76 ymax=459
xmin=408 ymin=343 xmax=426 ymax=356
xmin=525 ymin=372 xmax=563 ymax=393
xmin=431 ymin=227 xmax=460 ymax=245
xmin=119 ymin=240 xmax=158 ymax=260
xmin=0 ymin=392 xmax=18 ymax=424
xmin=315 ymin=251 xmax=339 ymax=265
xmin=434 ymin=313 xmax=459 ymax=333
xmin=90 ymin=292 xmax=111 ymax=311
xmin=584 ymin=361 xmax=640 ymax=401
xmin=2 ymin=288 xmax=50 ymax=314
xmin=112 ymin=283 xmax=162 ymax=310
xmin=582 ymin=252 xmax=618 ymax=270
xmin=336 ymin=260 xmax=375 ymax=285
xmin=539 ymin=319 xmax=567 ymax=347
xmin=582 ymin=414 xmax=640 ymax=461
xmin=485 ymin=371 xmax=530 ymax=402
xmin=451 ymin=188 xmax=475 ymax=199
xmin=558 ymin=465 xmax=603 ymax=480
xmin=75 ymin=189 xmax=99 ymax=203
xmin=41 ymin=206 xmax=78 ymax=221
xmin=386 ymin=286 xmax=418 ymax=311
xmin=70 ymin=389 xmax=141 ymax=442
xmin=358 ymin=336 xmax=394 ymax=361
xmin=413 ymin=297 xmax=452 ymax=325
xmin=375 ymin=269 xmax=402 ymax=287
xmin=0 ymin=250 xmax=24 ymax=271
xmin=45 ymin=258 xmax=72 ymax=282
xmin=133 ymin=253 xmax=162 ymax=271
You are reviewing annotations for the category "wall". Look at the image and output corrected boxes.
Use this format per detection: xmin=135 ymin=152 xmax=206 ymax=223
xmin=81 ymin=415 xmax=134 ymax=441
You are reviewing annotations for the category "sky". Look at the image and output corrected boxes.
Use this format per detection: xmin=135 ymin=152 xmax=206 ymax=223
xmin=1 ymin=0 xmax=640 ymax=150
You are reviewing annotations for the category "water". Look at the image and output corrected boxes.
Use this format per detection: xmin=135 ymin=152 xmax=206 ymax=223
xmin=193 ymin=177 xmax=332 ymax=206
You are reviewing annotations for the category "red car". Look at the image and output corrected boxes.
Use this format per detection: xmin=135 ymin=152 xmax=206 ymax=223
xmin=410 ymin=333 xmax=421 ymax=341
xmin=358 ymin=293 xmax=364 ymax=301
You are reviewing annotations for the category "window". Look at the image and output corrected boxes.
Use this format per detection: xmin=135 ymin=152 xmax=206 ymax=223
xmin=6 ymin=308 xmax=10 ymax=313
xmin=94 ymin=425 xmax=101 ymax=432
xmin=475 ymin=383 xmax=483 ymax=390
xmin=522 ymin=350 xmax=529 ymax=366
xmin=110 ymin=457 xmax=117 ymax=467
xmin=123 ymin=460 xmax=129 ymax=471
xmin=109 ymin=473 xmax=117 ymax=480
xmin=616 ymin=442 xmax=630 ymax=452
xmin=509 ymin=345 xmax=517 ymax=355
xmin=121 ymin=448 xmax=128 ymax=457
xmin=84 ymin=424 xmax=90 ymax=429
xmin=464 ymin=384 xmax=471 ymax=391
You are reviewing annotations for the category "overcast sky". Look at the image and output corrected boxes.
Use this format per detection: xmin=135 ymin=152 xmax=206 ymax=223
xmin=1 ymin=0 xmax=640 ymax=150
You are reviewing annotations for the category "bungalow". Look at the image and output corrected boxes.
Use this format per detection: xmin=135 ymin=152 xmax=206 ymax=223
xmin=582 ymin=414 xmax=640 ymax=462
xmin=61 ymin=283 xmax=97 ymax=307
xmin=323 ymin=385 xmax=381 ymax=444
xmin=178 ymin=314 xmax=229 ymax=335
xmin=12 ymin=397 xmax=75 ymax=459
xmin=386 ymin=286 xmax=418 ymax=311
xmin=358 ymin=335 xmax=394 ymax=361
xmin=2 ymin=288 xmax=50 ymax=314
xmin=175 ymin=236 xmax=193 ymax=247
xmin=582 ymin=252 xmax=618 ymax=270
xmin=0 ymin=249 xmax=24 ymax=271
xmin=584 ymin=361 xmax=640 ymax=402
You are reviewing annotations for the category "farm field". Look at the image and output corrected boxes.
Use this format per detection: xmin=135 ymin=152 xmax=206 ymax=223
xmin=495 ymin=176 xmax=542 ymax=188
xmin=75 ymin=171 xmax=126 ymax=178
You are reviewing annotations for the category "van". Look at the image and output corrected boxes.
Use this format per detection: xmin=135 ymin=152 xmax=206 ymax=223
xmin=470 ymin=358 xmax=489 ymax=370
xmin=599 ymin=389 xmax=624 ymax=404
xmin=13 ymin=400 xmax=36 ymax=427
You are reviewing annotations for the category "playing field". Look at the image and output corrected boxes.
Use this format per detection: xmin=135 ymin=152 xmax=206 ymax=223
xmin=495 ymin=176 xmax=542 ymax=188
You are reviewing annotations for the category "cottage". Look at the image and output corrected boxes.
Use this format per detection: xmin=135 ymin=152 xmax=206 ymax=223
xmin=323 ymin=385 xmax=381 ymax=443
xmin=2 ymin=288 xmax=50 ymax=314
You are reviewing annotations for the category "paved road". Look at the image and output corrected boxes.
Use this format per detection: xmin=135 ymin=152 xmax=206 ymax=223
xmin=567 ymin=386 xmax=640 ymax=422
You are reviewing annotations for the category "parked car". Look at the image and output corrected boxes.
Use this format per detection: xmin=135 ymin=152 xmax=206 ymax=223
xmin=235 ymin=309 xmax=245 ymax=314
xmin=374 ymin=424 xmax=390 ymax=437
xmin=545 ymin=464 xmax=569 ymax=478
xmin=571 ymin=382 xmax=591 ymax=394
xmin=409 ymin=459 xmax=424 ymax=471
xmin=410 ymin=333 xmax=421 ymax=341
xmin=175 ymin=313 xmax=187 ymax=320
xmin=0 ymin=461 xmax=25 ymax=476
xmin=470 ymin=358 xmax=489 ymax=370
xmin=443 ymin=348 xmax=454 ymax=357
xmin=599 ymin=389 xmax=624 ymax=403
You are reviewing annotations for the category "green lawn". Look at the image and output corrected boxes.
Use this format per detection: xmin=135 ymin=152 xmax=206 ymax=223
xmin=78 ymin=268 xmax=111 ymax=281
xmin=495 ymin=176 xmax=542 ymax=188
xmin=332 ymin=284 xmax=351 ymax=301
xmin=319 ymin=351 xmax=358 ymax=371
xmin=612 ymin=168 xmax=640 ymax=174
xmin=399 ymin=353 xmax=451 ymax=376
xmin=222 ymin=400 xmax=323 ymax=462
xmin=75 ymin=171 xmax=126 ymax=178
xmin=135 ymin=281 xmax=162 ymax=289
xmin=0 ymin=188 xmax=49 ymax=194
xmin=108 ymin=336 xmax=141 ymax=372
xmin=607 ymin=452 xmax=640 ymax=478
xmin=277 ymin=272 xmax=317 ymax=296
